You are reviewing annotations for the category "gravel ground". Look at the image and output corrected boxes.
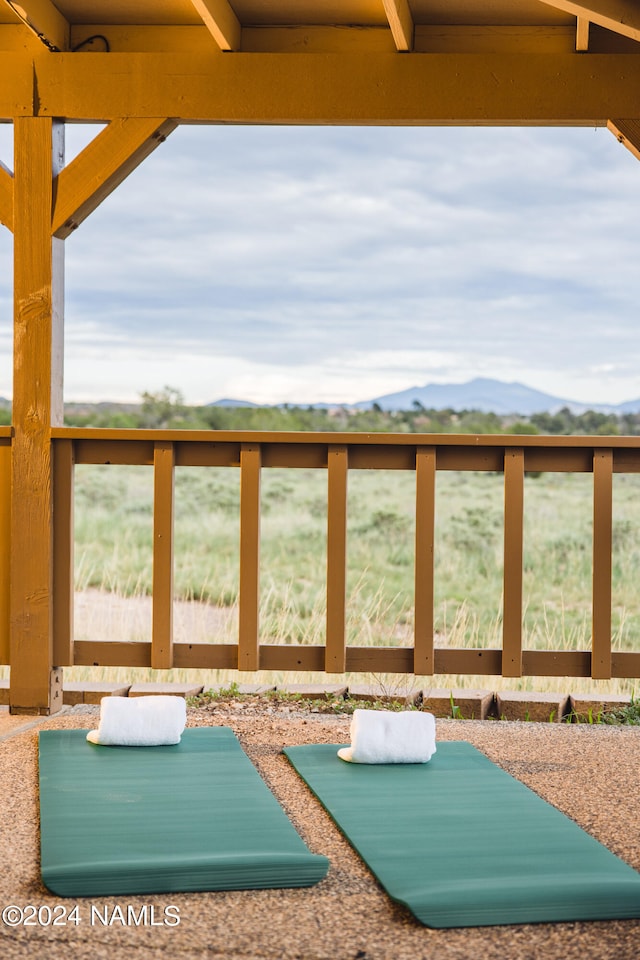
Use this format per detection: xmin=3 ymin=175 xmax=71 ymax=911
xmin=1 ymin=701 xmax=639 ymax=960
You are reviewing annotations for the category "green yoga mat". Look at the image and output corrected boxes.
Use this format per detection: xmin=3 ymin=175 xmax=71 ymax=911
xmin=284 ymin=740 xmax=640 ymax=928
xmin=39 ymin=727 xmax=328 ymax=897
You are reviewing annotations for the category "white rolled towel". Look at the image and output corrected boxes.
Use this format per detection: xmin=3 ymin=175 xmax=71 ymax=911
xmin=86 ymin=695 xmax=186 ymax=747
xmin=337 ymin=708 xmax=436 ymax=764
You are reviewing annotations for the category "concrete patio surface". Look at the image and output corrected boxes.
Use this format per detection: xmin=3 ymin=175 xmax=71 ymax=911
xmin=1 ymin=702 xmax=639 ymax=960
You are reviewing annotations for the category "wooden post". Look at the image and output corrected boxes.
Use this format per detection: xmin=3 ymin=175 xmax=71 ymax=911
xmin=414 ymin=446 xmax=435 ymax=675
xmin=238 ymin=442 xmax=261 ymax=670
xmin=592 ymin=449 xmax=613 ymax=679
xmin=152 ymin=440 xmax=175 ymax=669
xmin=10 ymin=118 xmax=64 ymax=714
xmin=326 ymin=445 xmax=348 ymax=673
xmin=502 ymin=447 xmax=524 ymax=677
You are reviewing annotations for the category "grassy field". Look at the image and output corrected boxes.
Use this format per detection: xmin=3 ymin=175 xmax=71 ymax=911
xmin=57 ymin=463 xmax=640 ymax=697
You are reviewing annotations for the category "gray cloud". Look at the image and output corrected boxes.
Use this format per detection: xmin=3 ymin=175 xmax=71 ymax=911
xmin=1 ymin=124 xmax=640 ymax=405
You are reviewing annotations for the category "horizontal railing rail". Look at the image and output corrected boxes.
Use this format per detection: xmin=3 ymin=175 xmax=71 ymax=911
xmin=41 ymin=427 xmax=640 ymax=682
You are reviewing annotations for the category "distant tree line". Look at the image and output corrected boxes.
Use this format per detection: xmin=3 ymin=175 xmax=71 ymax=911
xmin=51 ymin=386 xmax=640 ymax=436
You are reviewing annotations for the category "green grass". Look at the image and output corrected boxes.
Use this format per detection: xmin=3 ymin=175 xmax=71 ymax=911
xmin=64 ymin=463 xmax=640 ymax=696
xmin=599 ymin=697 xmax=640 ymax=725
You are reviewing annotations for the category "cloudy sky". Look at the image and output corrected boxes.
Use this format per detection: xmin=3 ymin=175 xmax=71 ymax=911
xmin=0 ymin=122 xmax=639 ymax=407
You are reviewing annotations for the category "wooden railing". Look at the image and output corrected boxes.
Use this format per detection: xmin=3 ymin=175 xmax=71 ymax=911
xmin=34 ymin=428 xmax=640 ymax=683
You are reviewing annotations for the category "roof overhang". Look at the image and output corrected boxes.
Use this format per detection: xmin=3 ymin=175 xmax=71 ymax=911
xmin=0 ymin=1 xmax=638 ymax=127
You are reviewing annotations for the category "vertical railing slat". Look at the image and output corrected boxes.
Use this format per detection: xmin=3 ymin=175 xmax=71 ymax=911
xmin=52 ymin=439 xmax=74 ymax=666
xmin=326 ymin=444 xmax=348 ymax=673
xmin=414 ymin=446 xmax=436 ymax=675
xmin=592 ymin=448 xmax=613 ymax=679
xmin=151 ymin=440 xmax=175 ymax=669
xmin=0 ymin=442 xmax=11 ymax=665
xmin=238 ymin=442 xmax=261 ymax=671
xmin=503 ymin=447 xmax=524 ymax=677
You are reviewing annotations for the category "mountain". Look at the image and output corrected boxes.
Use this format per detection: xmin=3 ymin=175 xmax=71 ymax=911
xmin=358 ymin=378 xmax=640 ymax=416
xmin=208 ymin=398 xmax=260 ymax=408
xmin=205 ymin=378 xmax=640 ymax=416
xmin=612 ymin=397 xmax=640 ymax=414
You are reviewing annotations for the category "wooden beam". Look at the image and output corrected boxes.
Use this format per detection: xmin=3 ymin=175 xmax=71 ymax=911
xmin=10 ymin=117 xmax=64 ymax=714
xmin=538 ymin=0 xmax=640 ymax=43
xmin=190 ymin=0 xmax=241 ymax=52
xmin=53 ymin=118 xmax=178 ymax=239
xmin=34 ymin=52 xmax=640 ymax=124
xmin=0 ymin=55 xmax=36 ymax=115
xmin=576 ymin=16 xmax=590 ymax=49
xmin=414 ymin=25 xmax=577 ymax=55
xmin=382 ymin=0 xmax=414 ymax=52
xmin=0 ymin=160 xmax=13 ymax=232
xmin=607 ymin=118 xmax=640 ymax=160
xmin=58 ymin=23 xmax=583 ymax=56
xmin=1 ymin=0 xmax=69 ymax=51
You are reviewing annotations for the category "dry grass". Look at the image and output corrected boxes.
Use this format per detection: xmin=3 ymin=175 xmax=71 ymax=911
xmin=51 ymin=589 xmax=637 ymax=700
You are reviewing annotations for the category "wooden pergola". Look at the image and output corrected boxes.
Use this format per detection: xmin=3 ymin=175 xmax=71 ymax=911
xmin=1 ymin=0 xmax=640 ymax=714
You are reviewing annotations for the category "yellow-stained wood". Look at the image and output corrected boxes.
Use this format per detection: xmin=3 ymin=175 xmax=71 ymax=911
xmin=190 ymin=0 xmax=241 ymax=51
xmin=538 ymin=0 xmax=640 ymax=43
xmin=52 ymin=438 xmax=74 ymax=666
xmin=502 ymin=448 xmax=524 ymax=677
xmin=576 ymin=16 xmax=590 ymax=49
xmin=59 ymin=23 xmax=590 ymax=56
xmin=66 ymin=24 xmax=217 ymax=55
xmin=414 ymin=24 xmax=577 ymax=54
xmin=10 ymin=117 xmax=64 ymax=714
xmin=33 ymin=52 xmax=640 ymax=124
xmin=592 ymin=448 xmax=613 ymax=679
xmin=238 ymin=443 xmax=261 ymax=671
xmin=1 ymin=0 xmax=70 ymax=51
xmin=414 ymin=446 xmax=435 ymax=674
xmin=151 ymin=440 xmax=175 ymax=669
xmin=242 ymin=25 xmax=396 ymax=54
xmin=0 ymin=440 xmax=10 ymax=664
xmin=0 ymin=56 xmax=35 ymax=116
xmin=326 ymin=445 xmax=348 ymax=673
xmin=0 ymin=160 xmax=13 ymax=232
xmin=607 ymin=118 xmax=640 ymax=161
xmin=382 ymin=0 xmax=414 ymax=51
xmin=53 ymin=118 xmax=178 ymax=238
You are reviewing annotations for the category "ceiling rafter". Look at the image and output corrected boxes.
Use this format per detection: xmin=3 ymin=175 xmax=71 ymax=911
xmin=576 ymin=16 xmax=590 ymax=49
xmin=538 ymin=1 xmax=640 ymax=43
xmin=0 ymin=0 xmax=69 ymax=51
xmin=189 ymin=0 xmax=241 ymax=52
xmin=382 ymin=0 xmax=414 ymax=52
